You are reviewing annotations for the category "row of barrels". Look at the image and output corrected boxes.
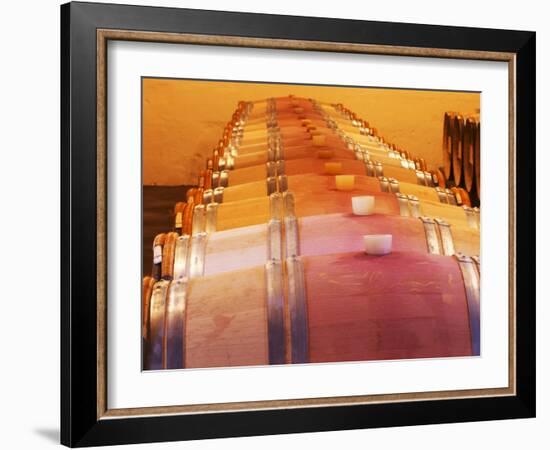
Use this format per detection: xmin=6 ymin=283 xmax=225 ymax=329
xmin=142 ymin=95 xmax=480 ymax=371
xmin=443 ymin=111 xmax=481 ymax=206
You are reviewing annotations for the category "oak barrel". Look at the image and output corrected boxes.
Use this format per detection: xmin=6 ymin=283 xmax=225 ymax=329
xmin=442 ymin=112 xmax=454 ymax=180
xmin=462 ymin=117 xmax=477 ymax=193
xmin=451 ymin=115 xmax=464 ymax=186
xmin=143 ymin=251 xmax=479 ymax=369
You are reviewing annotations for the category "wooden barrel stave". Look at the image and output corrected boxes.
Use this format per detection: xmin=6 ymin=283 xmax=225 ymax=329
xmin=204 ymin=223 xmax=268 ymax=275
xmin=381 ymin=165 xmax=423 ymax=185
xmin=462 ymin=118 xmax=476 ymax=193
xmin=245 ymin=116 xmax=269 ymax=126
xmin=217 ymin=196 xmax=270 ymax=230
xmin=144 ymin=279 xmax=170 ymax=370
xmin=418 ymin=199 xmax=472 ymax=228
xmin=451 ymin=115 xmax=465 ymax=186
xmin=447 ymin=225 xmax=480 ymax=256
xmin=151 ymin=233 xmax=166 ymax=279
xmin=226 ymin=164 xmax=270 ymax=186
xmin=443 ymin=112 xmax=454 ymax=181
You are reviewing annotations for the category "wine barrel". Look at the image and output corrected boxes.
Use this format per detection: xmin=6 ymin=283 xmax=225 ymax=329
xmin=297 ymin=213 xmax=478 ymax=257
xmin=228 ymin=156 xmax=424 ymax=187
xmin=275 ymin=96 xmax=312 ymax=107
xmin=217 ymin=197 xmax=270 ymax=230
xmin=331 ymin=120 xmax=362 ymax=132
xmin=247 ymin=106 xmax=318 ymax=118
xmin=215 ymin=189 xmax=400 ymax=231
xmin=151 ymin=224 xmax=272 ymax=280
xmin=143 ymin=251 xmax=479 ymax=369
xmin=238 ymin=135 xmax=313 ymax=153
xmin=236 ymin=134 xmax=349 ymax=156
xmin=475 ymin=120 xmax=481 ymax=198
xmin=245 ymin=109 xmax=319 ymax=123
xmin=217 ymin=191 xmax=479 ymax=246
xmin=304 ymin=251 xmax=479 ymax=362
xmin=236 ymin=142 xmax=409 ymax=177
xmin=161 ymin=232 xmax=178 ymax=279
xmin=241 ymin=122 xmax=335 ymax=138
xmin=243 ymin=114 xmax=365 ymax=142
xmin=222 ymin=174 xmax=440 ymax=204
xmin=416 ymin=198 xmax=474 ymax=228
xmin=232 ymin=145 xmax=356 ymax=170
xmin=462 ymin=117 xmax=477 ymax=193
xmin=142 ymin=96 xmax=482 ymax=370
xmin=330 ymin=127 xmax=381 ymax=144
xmin=240 ymin=126 xmax=314 ymax=145
xmin=151 ymin=234 xmax=166 ymax=279
xmin=241 ymin=125 xmax=309 ymax=138
xmin=242 ymin=121 xmax=321 ymax=133
xmin=173 ymin=201 xmax=194 ymax=235
xmin=155 ymin=210 xmax=478 ymax=281
xmin=202 ymin=224 xmax=270 ymax=275
xmin=144 ymin=278 xmax=170 ymax=369
xmin=291 ymin=125 xmax=430 ymax=174
xmin=144 ymin=266 xmax=269 ymax=369
xmin=244 ymin=115 xmax=325 ymax=129
xmin=214 ymin=179 xmax=476 ymax=236
xmin=442 ymin=112 xmax=454 ymax=181
xmin=451 ymin=114 xmax=465 ymax=186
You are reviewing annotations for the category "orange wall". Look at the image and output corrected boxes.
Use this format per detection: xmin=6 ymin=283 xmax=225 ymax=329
xmin=143 ymin=78 xmax=479 ymax=186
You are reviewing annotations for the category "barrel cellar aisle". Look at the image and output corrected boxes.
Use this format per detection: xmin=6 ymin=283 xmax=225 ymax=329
xmin=142 ymin=90 xmax=481 ymax=371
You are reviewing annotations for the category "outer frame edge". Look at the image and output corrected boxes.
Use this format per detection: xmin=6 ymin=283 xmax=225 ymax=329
xmin=61 ymin=2 xmax=536 ymax=447
xmin=60 ymin=1 xmax=72 ymax=447
xmin=514 ymin=31 xmax=536 ymax=419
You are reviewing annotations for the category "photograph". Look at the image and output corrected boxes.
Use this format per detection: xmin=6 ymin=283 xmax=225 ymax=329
xmin=141 ymin=78 xmax=481 ymax=370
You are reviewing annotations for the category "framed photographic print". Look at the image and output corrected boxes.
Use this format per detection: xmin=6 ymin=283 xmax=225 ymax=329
xmin=61 ymin=1 xmax=536 ymax=447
